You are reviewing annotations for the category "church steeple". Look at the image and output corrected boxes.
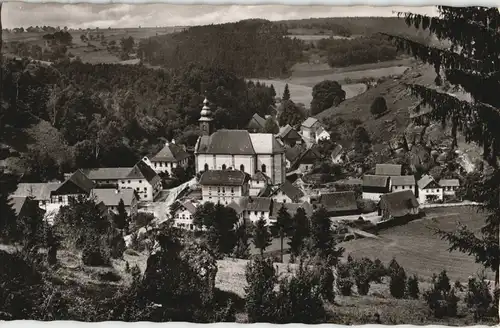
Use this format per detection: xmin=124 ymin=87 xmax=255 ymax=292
xmin=199 ymin=96 xmax=213 ymax=136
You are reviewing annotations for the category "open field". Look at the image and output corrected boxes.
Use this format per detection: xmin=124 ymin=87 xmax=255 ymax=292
xmin=340 ymin=206 xmax=494 ymax=283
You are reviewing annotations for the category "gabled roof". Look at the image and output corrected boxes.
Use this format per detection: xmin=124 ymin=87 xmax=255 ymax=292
xmin=278 ymin=124 xmax=302 ymax=140
xmin=196 ymin=130 xmax=255 ymax=155
xmin=391 ymin=175 xmax=416 ymax=186
xmin=257 ymin=184 xmax=274 ymax=197
xmin=417 ymin=174 xmax=439 ymax=189
xmin=81 ymin=167 xmax=134 ymax=181
xmin=90 ymin=188 xmax=136 ymax=207
xmin=252 ymin=171 xmax=270 ymax=182
xmin=180 ymin=200 xmax=197 ymax=214
xmin=380 ymin=190 xmax=419 ymax=218
xmin=127 ymin=160 xmax=161 ymax=185
xmin=247 ymin=113 xmax=267 ymax=130
xmin=199 ymin=170 xmax=248 ymax=186
xmin=301 ymin=117 xmax=319 ymax=128
xmin=249 ymin=133 xmax=285 ymax=154
xmin=9 ymin=196 xmax=28 ymax=217
xmin=240 ymin=196 xmax=272 ymax=212
xmin=375 ymin=164 xmax=402 ymax=176
xmin=151 ymin=142 xmax=190 ymax=162
xmin=439 ymin=179 xmax=460 ymax=187
xmin=318 ymin=191 xmax=358 ymax=212
xmin=285 ymin=145 xmax=304 ymax=163
xmin=272 ymin=180 xmax=304 ymax=200
xmin=53 ymin=170 xmax=94 ymax=195
xmin=13 ymin=183 xmax=61 ymax=201
xmin=270 ymin=201 xmax=313 ymax=218
xmin=363 ymin=175 xmax=390 ymax=188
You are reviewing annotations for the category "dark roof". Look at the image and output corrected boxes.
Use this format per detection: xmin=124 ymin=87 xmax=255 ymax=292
xmin=53 ymin=170 xmax=94 ymax=195
xmin=127 ymin=160 xmax=161 ymax=185
xmin=391 ymin=175 xmax=415 ymax=186
xmin=380 ymin=190 xmax=419 ymax=218
xmin=363 ymin=175 xmax=390 ymax=188
xmin=90 ymin=189 xmax=136 ymax=207
xmin=278 ymin=124 xmax=302 ymax=140
xmin=257 ymin=184 xmax=274 ymax=197
xmin=439 ymin=179 xmax=460 ymax=187
xmin=240 ymin=196 xmax=272 ymax=212
xmin=247 ymin=113 xmax=266 ymax=130
xmin=151 ymin=142 xmax=190 ymax=162
xmin=298 ymin=147 xmax=321 ymax=164
xmin=252 ymin=171 xmax=270 ymax=182
xmin=375 ymin=164 xmax=402 ymax=176
xmin=272 ymin=180 xmax=304 ymax=200
xmin=270 ymin=201 xmax=313 ymax=218
xmin=9 ymin=196 xmax=28 ymax=217
xmin=196 ymin=130 xmax=255 ymax=155
xmin=199 ymin=170 xmax=248 ymax=186
xmin=417 ymin=174 xmax=438 ymax=189
xmin=285 ymin=145 xmax=304 ymax=163
xmin=180 ymin=200 xmax=197 ymax=214
xmin=81 ymin=167 xmax=133 ymax=180
xmin=318 ymin=191 xmax=358 ymax=212
xmin=13 ymin=183 xmax=61 ymax=200
xmin=301 ymin=117 xmax=319 ymax=128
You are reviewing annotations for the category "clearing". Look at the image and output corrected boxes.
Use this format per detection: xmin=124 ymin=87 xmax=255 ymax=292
xmin=340 ymin=206 xmax=494 ymax=283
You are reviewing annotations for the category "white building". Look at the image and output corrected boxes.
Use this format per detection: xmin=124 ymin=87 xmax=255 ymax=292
xmin=199 ymin=169 xmax=250 ymax=205
xmin=439 ymin=179 xmax=460 ymax=197
xmin=417 ymin=174 xmax=443 ymax=203
xmin=171 ymin=200 xmax=198 ymax=231
xmin=300 ymin=117 xmax=321 ymax=144
xmin=194 ymin=98 xmax=286 ymax=185
xmin=270 ymin=180 xmax=305 ymax=203
xmin=249 ymin=171 xmax=270 ymax=196
xmin=390 ymin=175 xmax=416 ymax=194
xmin=240 ymin=196 xmax=273 ymax=225
xmin=50 ymin=170 xmax=94 ymax=205
xmin=149 ymin=139 xmax=190 ymax=175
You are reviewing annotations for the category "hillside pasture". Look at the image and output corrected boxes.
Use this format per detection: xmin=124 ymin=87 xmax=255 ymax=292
xmin=340 ymin=206 xmax=493 ymax=283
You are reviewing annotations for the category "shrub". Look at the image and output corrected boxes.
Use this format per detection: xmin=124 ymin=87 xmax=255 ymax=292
xmin=424 ymin=271 xmax=460 ymax=318
xmin=82 ymin=243 xmax=110 ymax=267
xmin=389 ymin=266 xmax=407 ymax=299
xmin=352 ymin=258 xmax=374 ymax=295
xmin=317 ymin=264 xmax=336 ymax=302
xmin=371 ymin=259 xmax=387 ymax=283
xmin=337 ymin=262 xmax=354 ymax=296
xmin=406 ymin=274 xmax=420 ymax=299
xmin=370 ymin=96 xmax=387 ymax=117
xmin=466 ymin=274 xmax=494 ymax=321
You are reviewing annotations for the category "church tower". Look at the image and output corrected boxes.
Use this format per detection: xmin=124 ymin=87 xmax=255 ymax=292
xmin=199 ymin=97 xmax=213 ymax=136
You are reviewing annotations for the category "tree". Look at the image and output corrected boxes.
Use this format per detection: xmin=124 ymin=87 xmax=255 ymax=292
xmin=282 ymin=83 xmax=290 ymax=101
xmin=389 ymin=265 xmax=407 ymax=299
xmin=263 ymin=117 xmax=279 ymax=134
xmin=287 ymin=207 xmax=309 ymax=260
xmin=252 ymin=217 xmax=272 ymax=257
xmin=244 ymin=258 xmax=277 ymax=322
xmin=370 ymin=96 xmax=387 ymax=117
xmin=278 ymin=99 xmax=305 ymax=127
xmin=0 ymin=171 xmax=19 ymax=242
xmin=273 ymin=205 xmax=292 ymax=263
xmin=234 ymin=222 xmax=252 ymax=259
xmin=114 ymin=199 xmax=129 ymax=232
xmin=310 ymin=206 xmax=344 ymax=264
xmin=120 ymin=36 xmax=135 ymax=53
xmin=310 ymin=80 xmax=346 ymax=115
xmin=385 ymin=6 xmax=500 ymax=287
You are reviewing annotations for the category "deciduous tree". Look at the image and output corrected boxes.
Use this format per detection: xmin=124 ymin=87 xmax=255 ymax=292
xmin=252 ymin=217 xmax=272 ymax=257
xmin=310 ymin=80 xmax=346 ymax=115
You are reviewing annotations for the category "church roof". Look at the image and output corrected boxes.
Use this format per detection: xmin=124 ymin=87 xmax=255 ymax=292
xmin=195 ymin=130 xmax=284 ymax=155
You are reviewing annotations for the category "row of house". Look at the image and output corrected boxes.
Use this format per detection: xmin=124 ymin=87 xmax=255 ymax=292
xmin=362 ymin=163 xmax=460 ymax=204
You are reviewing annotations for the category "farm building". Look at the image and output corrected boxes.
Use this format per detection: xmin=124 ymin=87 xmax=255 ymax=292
xmin=362 ymin=175 xmax=390 ymax=201
xmin=290 ymin=146 xmax=322 ymax=173
xmin=12 ymin=182 xmax=61 ymax=207
xmin=239 ymin=196 xmax=273 ymax=225
xmin=51 ymin=170 xmax=94 ymax=205
xmin=417 ymin=174 xmax=443 ymax=203
xmin=390 ymin=175 xmax=416 ymax=194
xmin=375 ymin=164 xmax=402 ymax=176
xmin=246 ymin=113 xmax=267 ymax=133
xmin=312 ymin=191 xmax=359 ymax=217
xmin=199 ymin=169 xmax=250 ymax=205
xmin=81 ymin=167 xmax=135 ymax=188
xmin=148 ymin=140 xmax=190 ymax=175
xmin=90 ymin=188 xmax=138 ymax=216
xmin=439 ymin=179 xmax=460 ymax=197
xmin=277 ymin=124 xmax=303 ymax=147
xmin=284 ymin=145 xmax=305 ymax=170
xmin=9 ymin=196 xmax=45 ymax=221
xmin=378 ymin=190 xmax=420 ymax=220
xmin=270 ymin=180 xmax=305 ymax=203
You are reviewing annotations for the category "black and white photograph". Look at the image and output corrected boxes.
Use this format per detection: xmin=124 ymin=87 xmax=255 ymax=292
xmin=0 ymin=2 xmax=499 ymax=325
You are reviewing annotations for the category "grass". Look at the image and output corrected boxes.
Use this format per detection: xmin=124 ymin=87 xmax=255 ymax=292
xmin=340 ymin=206 xmax=494 ymax=283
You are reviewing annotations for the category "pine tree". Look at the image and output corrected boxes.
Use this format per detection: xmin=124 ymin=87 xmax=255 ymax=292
xmin=273 ymin=205 xmax=292 ymax=263
xmin=370 ymin=96 xmax=387 ymax=117
xmin=0 ymin=171 xmax=19 ymax=242
xmin=288 ymin=207 xmax=310 ymax=259
xmin=282 ymin=83 xmax=291 ymax=101
xmin=253 ymin=217 xmax=272 ymax=257
xmin=115 ymin=198 xmax=128 ymax=231
xmin=385 ymin=6 xmax=500 ymax=287
xmin=310 ymin=206 xmax=344 ymax=264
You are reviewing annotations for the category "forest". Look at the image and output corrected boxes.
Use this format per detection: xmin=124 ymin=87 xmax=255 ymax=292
xmin=137 ymin=19 xmax=305 ymax=78
xmin=1 ymin=58 xmax=276 ymax=181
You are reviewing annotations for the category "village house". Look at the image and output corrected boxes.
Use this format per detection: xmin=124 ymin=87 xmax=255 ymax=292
xmin=90 ymin=188 xmax=138 ymax=216
xmin=51 ymin=170 xmax=94 ymax=205
xmin=284 ymin=145 xmax=304 ymax=170
xmin=246 ymin=113 xmax=267 ymax=133
xmin=249 ymin=171 xmax=270 ymax=196
xmin=12 ymin=182 xmax=61 ymax=207
xmin=314 ymin=125 xmax=331 ymax=143
xmin=390 ymin=175 xmax=416 ymax=194
xmin=199 ymin=169 xmax=250 ymax=205
xmin=81 ymin=167 xmax=135 ymax=188
xmin=375 ymin=163 xmax=402 ymax=176
xmin=119 ymin=161 xmax=162 ymax=202
xmin=270 ymin=180 xmax=305 ymax=203
xmin=170 ymin=200 xmax=198 ymax=231
xmin=417 ymin=174 xmax=443 ymax=203
xmin=300 ymin=117 xmax=322 ymax=144
xmin=148 ymin=139 xmax=190 ymax=175
xmin=379 ymin=190 xmax=420 ymax=220
xmin=362 ymin=175 xmax=390 ymax=201
xmin=277 ymin=124 xmax=303 ymax=147
xmin=330 ymin=144 xmax=345 ymax=164
xmin=439 ymin=179 xmax=460 ymax=198
xmin=9 ymin=196 xmax=45 ymax=221
xmin=290 ymin=146 xmax=322 ymax=174
xmin=240 ymin=196 xmax=273 ymax=225
xmin=312 ymin=191 xmax=359 ymax=217
xmin=269 ymin=201 xmax=313 ymax=222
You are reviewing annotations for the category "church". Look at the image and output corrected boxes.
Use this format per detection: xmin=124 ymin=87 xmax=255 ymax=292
xmin=194 ymin=98 xmax=286 ymax=185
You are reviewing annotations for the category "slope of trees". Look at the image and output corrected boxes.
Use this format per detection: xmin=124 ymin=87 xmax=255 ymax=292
xmin=138 ymin=19 xmax=305 ymax=78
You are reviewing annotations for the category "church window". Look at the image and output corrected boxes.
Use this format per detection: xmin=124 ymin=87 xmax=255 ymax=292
xmin=231 ymin=188 xmax=234 ymax=193
xmin=240 ymin=164 xmax=245 ymax=171
xmin=261 ymin=164 xmax=266 ymax=173
xmin=204 ymin=163 xmax=209 ymax=171
xmin=222 ymin=164 xmax=226 ymax=170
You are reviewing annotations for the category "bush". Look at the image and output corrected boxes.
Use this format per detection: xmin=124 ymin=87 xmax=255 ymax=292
xmin=466 ymin=274 xmax=494 ymax=321
xmin=337 ymin=262 xmax=354 ymax=296
xmin=423 ymin=271 xmax=460 ymax=318
xmin=389 ymin=266 xmax=407 ymax=299
xmin=370 ymin=96 xmax=387 ymax=117
xmin=352 ymin=258 xmax=374 ymax=296
xmin=82 ymin=243 xmax=110 ymax=267
xmin=406 ymin=274 xmax=420 ymax=299
xmin=371 ymin=259 xmax=387 ymax=283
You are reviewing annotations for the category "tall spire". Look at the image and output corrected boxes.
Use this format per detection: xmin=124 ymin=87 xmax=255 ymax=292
xmin=199 ymin=96 xmax=213 ymax=136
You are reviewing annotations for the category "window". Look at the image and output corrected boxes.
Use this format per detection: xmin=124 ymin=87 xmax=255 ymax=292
xmin=121 ymin=180 xmax=125 ymax=184
xmin=58 ymin=196 xmax=63 ymax=203
xmin=240 ymin=164 xmax=245 ymax=171
xmin=261 ymin=164 xmax=266 ymax=173
xmin=231 ymin=188 xmax=234 ymax=193
xmin=261 ymin=211 xmax=264 ymax=215
xmin=204 ymin=163 xmax=209 ymax=171
xmin=139 ymin=180 xmax=142 ymax=183
xmin=254 ymin=211 xmax=257 ymax=215
xmin=222 ymin=187 xmax=225 ymax=193
xmin=144 ymin=187 xmax=147 ymax=191
xmin=394 ymin=186 xmax=398 ymax=190
xmin=222 ymin=164 xmax=227 ymax=170
xmin=218 ymin=187 xmax=221 ymax=193
xmin=128 ymin=180 xmax=131 ymax=183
